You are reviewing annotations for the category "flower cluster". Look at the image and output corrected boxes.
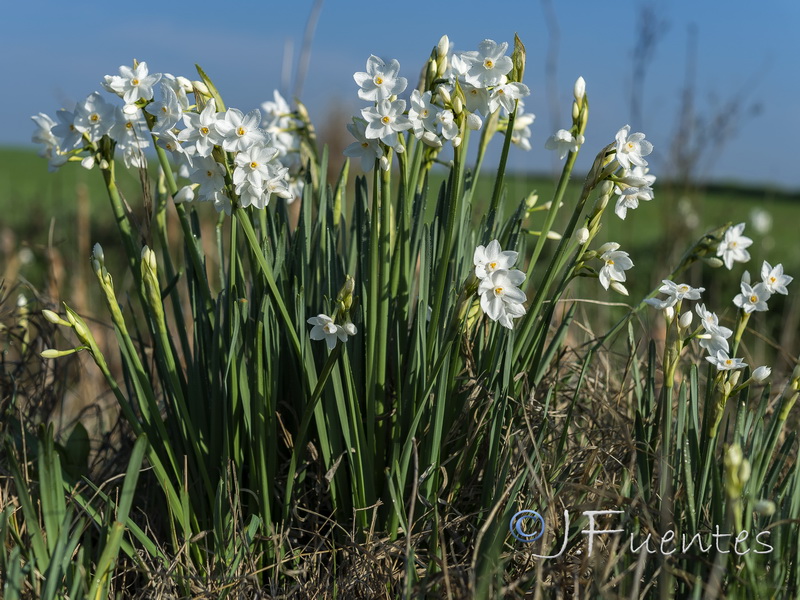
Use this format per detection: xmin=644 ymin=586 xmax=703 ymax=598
xmin=345 ymin=37 xmax=532 ymax=171
xmin=308 ymin=276 xmax=358 ymax=350
xmin=474 ymin=240 xmax=527 ymax=329
xmin=31 ymin=61 xmax=293 ymax=215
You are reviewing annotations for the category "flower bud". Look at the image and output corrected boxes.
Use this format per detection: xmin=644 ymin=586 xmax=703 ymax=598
xmin=703 ymin=256 xmax=725 ymax=268
xmin=525 ymin=192 xmax=539 ymax=210
xmin=575 ymin=227 xmax=590 ymax=245
xmin=599 ymin=180 xmax=614 ymax=197
xmin=42 ymin=309 xmax=71 ymax=327
xmin=752 ymin=366 xmax=772 ymax=382
xmin=380 ymin=156 xmax=390 ymax=171
xmin=679 ymin=311 xmax=693 ymax=329
xmin=754 ymin=499 xmax=776 ymax=516
xmin=610 ymin=281 xmax=629 ymax=296
xmin=452 ymin=136 xmax=462 ymax=148
xmin=452 ymin=96 xmax=463 ymax=115
xmin=99 ymin=159 xmax=110 ymax=170
xmin=122 ymin=103 xmax=140 ymax=115
xmin=420 ymin=131 xmax=442 ymax=148
xmin=572 ymin=102 xmax=580 ymax=121
xmin=466 ymin=112 xmax=482 ymax=130
xmin=664 ymin=306 xmax=675 ymax=321
xmin=81 ymin=156 xmax=96 ymax=170
xmin=192 ymin=80 xmax=210 ymax=97
xmin=343 ymin=321 xmax=357 ymax=336
xmin=93 ymin=243 xmax=105 ymax=264
xmin=573 ymin=76 xmax=586 ymax=103
xmin=741 ymin=270 xmax=751 ymax=285
xmin=174 ymin=185 xmax=195 ymax=203
xmin=41 ymin=348 xmax=80 ymax=359
xmin=437 ymin=85 xmax=452 ymax=105
xmin=176 ymin=76 xmax=193 ymax=92
xmin=437 ymin=35 xmax=450 ymax=59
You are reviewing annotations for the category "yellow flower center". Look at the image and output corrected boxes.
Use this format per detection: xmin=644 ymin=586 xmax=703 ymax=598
xmin=125 ymin=122 xmax=133 ymax=129
xmin=495 ymin=287 xmax=504 ymax=295
xmin=497 ymin=88 xmax=505 ymax=95
xmin=489 ymin=262 xmax=497 ymax=270
xmin=750 ymin=295 xmax=758 ymax=303
xmin=374 ymin=76 xmax=384 ymax=85
xmin=200 ymin=126 xmax=209 ymax=135
xmin=731 ymin=241 xmax=738 ymax=248
xmin=250 ymin=161 xmax=258 ymax=169
xmin=90 ymin=114 xmax=99 ymax=122
xmin=161 ymin=106 xmax=168 ymax=113
xmin=770 ymin=276 xmax=777 ymax=283
xmin=725 ymin=359 xmax=732 ymax=366
xmin=361 ymin=142 xmax=369 ymax=148
xmin=237 ymin=126 xmax=246 ymax=136
xmin=381 ymin=116 xmax=391 ymax=124
xmin=132 ymin=78 xmax=140 ymax=86
xmin=627 ymin=142 xmax=635 ymax=150
xmin=206 ymin=170 xmax=213 ymax=177
xmin=484 ymin=59 xmax=494 ymax=69
xmin=607 ymin=259 xmax=615 ymax=266
xmin=678 ymin=285 xmax=689 ymax=293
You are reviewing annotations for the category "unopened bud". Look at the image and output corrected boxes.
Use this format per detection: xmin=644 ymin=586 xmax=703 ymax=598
xmin=437 ymin=85 xmax=452 ymax=105
xmin=176 ymin=76 xmax=193 ymax=92
xmin=546 ymin=230 xmax=562 ymax=241
xmin=703 ymin=256 xmax=724 ymax=268
xmin=192 ymin=80 xmax=210 ymax=97
xmin=679 ymin=311 xmax=693 ymax=329
xmin=141 ymin=246 xmax=157 ymax=271
xmin=452 ymin=96 xmax=463 ymax=115
xmin=599 ymin=180 xmax=614 ymax=197
xmin=437 ymin=35 xmax=450 ymax=58
xmin=573 ymin=76 xmax=586 ymax=103
xmin=93 ymin=243 xmax=105 ymax=264
xmin=610 ymin=281 xmax=629 ymax=296
xmin=343 ymin=321 xmax=357 ymax=336
xmin=81 ymin=156 xmax=96 ymax=170
xmin=466 ymin=112 xmax=482 ymax=130
xmin=754 ymin=499 xmax=776 ymax=516
xmin=42 ymin=309 xmax=71 ymax=327
xmin=41 ymin=348 xmax=81 ymax=359
xmin=665 ymin=306 xmax=675 ymax=321
xmin=572 ymin=102 xmax=580 ymax=121
xmin=380 ymin=156 xmax=390 ymax=171
xmin=174 ymin=185 xmax=195 ymax=203
xmin=741 ymin=270 xmax=751 ymax=285
xmin=752 ymin=366 xmax=772 ymax=382
xmin=575 ymin=227 xmax=590 ymax=245
xmin=452 ymin=136 xmax=462 ymax=148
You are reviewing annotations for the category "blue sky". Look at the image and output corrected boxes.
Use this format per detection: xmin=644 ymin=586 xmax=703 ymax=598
xmin=3 ymin=0 xmax=799 ymax=188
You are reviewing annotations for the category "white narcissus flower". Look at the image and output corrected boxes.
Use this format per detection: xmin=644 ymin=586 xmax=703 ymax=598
xmin=645 ymin=280 xmax=704 ymax=309
xmin=597 ymin=243 xmax=633 ymax=290
xmin=459 ymin=39 xmax=514 ymax=88
xmin=74 ymin=92 xmax=116 ymax=142
xmin=733 ymin=281 xmax=770 ymax=313
xmin=474 ymin=240 xmax=518 ymax=279
xmin=233 ymin=144 xmax=280 ymax=190
xmin=706 ymin=350 xmax=747 ymax=371
xmin=761 ymin=261 xmax=792 ymax=295
xmin=408 ymin=90 xmax=439 ymax=139
xmin=545 ymin=129 xmax=584 ymax=160
xmin=343 ymin=118 xmax=383 ymax=172
xmin=103 ymin=62 xmax=161 ymax=104
xmin=216 ymin=108 xmax=267 ymax=153
xmin=613 ymin=166 xmax=656 ymax=219
xmin=361 ymin=99 xmax=411 ymax=148
xmin=178 ymin=99 xmax=222 ymax=157
xmin=478 ymin=269 xmax=527 ymax=329
xmin=189 ymin=156 xmax=227 ymax=203
xmin=308 ymin=314 xmax=348 ymax=350
xmin=510 ymin=102 xmax=535 ymax=151
xmin=50 ymin=108 xmax=84 ymax=151
xmin=353 ymin=55 xmax=407 ymax=102
xmin=614 ymin=125 xmax=653 ymax=170
xmin=461 ymin=83 xmax=491 ymax=119
xmin=695 ymin=303 xmax=732 ymax=355
xmin=716 ymin=223 xmax=753 ymax=270
xmin=145 ymin=82 xmax=182 ymax=134
xmin=488 ymin=82 xmax=530 ymax=115
xmin=109 ymin=107 xmax=150 ymax=168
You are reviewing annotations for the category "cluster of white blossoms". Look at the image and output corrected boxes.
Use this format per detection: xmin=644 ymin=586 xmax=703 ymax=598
xmin=307 ymin=314 xmax=357 ymax=351
xmin=345 ymin=37 xmax=533 ymax=171
xmin=31 ymin=61 xmax=294 ymax=215
xmin=547 ymin=122 xmax=656 ymax=221
xmin=473 ymin=240 xmax=527 ymax=329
